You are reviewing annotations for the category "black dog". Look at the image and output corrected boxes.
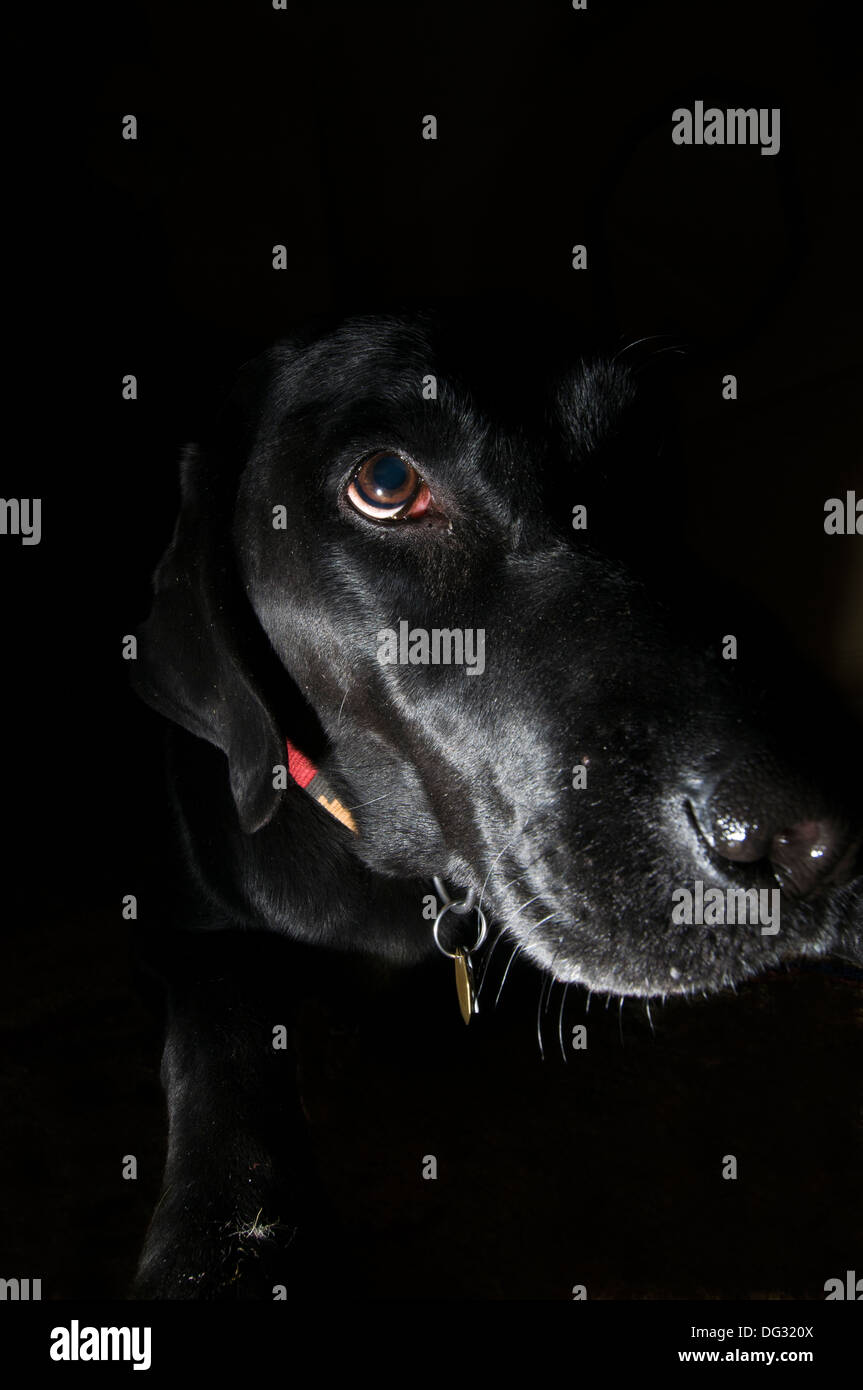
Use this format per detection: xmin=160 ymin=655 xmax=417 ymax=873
xmin=130 ymin=308 xmax=862 ymax=1298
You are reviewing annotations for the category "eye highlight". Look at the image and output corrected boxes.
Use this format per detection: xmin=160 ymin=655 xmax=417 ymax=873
xmin=346 ymin=451 xmax=432 ymax=521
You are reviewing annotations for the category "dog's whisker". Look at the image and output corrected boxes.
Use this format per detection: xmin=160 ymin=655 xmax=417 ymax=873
xmin=494 ymin=941 xmax=524 ymax=1008
xmin=530 ymin=911 xmax=559 ymax=932
xmin=496 ymin=850 xmax=547 ymax=895
xmin=557 ymin=982 xmax=571 ymax=1063
xmin=344 ymin=793 xmax=389 ymax=811
xmin=478 ymin=896 xmax=556 ymax=1001
xmin=493 ymin=915 xmax=559 ymax=1017
xmin=477 ymin=824 xmax=532 ymax=913
xmin=476 ymin=928 xmax=509 ymax=998
xmin=544 ymin=938 xmax=565 ymax=1013
xmin=611 ymin=333 xmax=668 ymax=363
xmin=612 ymin=334 xmax=689 ymax=368
xmin=506 ymin=893 xmax=543 ymax=925
xmin=475 ymin=807 xmax=554 ymax=912
xmin=498 ymin=872 xmax=526 ymax=894
xmin=536 ymin=975 xmax=550 ymax=1061
xmin=641 ymin=343 xmax=688 ymax=361
xmin=493 ymin=918 xmax=552 ymax=1010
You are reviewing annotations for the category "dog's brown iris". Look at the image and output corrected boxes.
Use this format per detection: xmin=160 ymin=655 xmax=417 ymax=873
xmin=347 ymin=451 xmax=430 ymax=520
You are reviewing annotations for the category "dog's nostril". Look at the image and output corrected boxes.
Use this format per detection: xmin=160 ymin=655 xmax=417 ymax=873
xmin=710 ymin=808 xmax=770 ymax=863
xmin=768 ymin=818 xmax=859 ymax=896
xmin=687 ymin=793 xmax=770 ymax=863
xmin=689 ymin=787 xmax=860 ymax=898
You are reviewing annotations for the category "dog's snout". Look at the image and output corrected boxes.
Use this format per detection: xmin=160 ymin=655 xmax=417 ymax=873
xmin=690 ymin=774 xmax=860 ymax=899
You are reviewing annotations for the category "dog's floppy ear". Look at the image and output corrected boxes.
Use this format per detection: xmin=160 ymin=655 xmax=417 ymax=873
xmin=133 ymin=441 xmax=283 ymax=834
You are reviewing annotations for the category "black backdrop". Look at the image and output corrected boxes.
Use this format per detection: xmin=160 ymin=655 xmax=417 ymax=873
xmin=2 ymin=0 xmax=861 ymax=1308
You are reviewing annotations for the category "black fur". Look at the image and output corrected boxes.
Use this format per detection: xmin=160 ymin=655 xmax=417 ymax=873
xmin=130 ymin=308 xmax=862 ymax=1298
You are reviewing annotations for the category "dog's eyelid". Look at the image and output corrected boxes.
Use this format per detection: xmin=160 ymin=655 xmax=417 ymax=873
xmin=341 ymin=444 xmax=425 ymax=481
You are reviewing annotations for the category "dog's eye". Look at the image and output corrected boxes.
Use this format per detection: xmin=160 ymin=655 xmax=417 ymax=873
xmin=346 ymin=451 xmax=431 ymax=521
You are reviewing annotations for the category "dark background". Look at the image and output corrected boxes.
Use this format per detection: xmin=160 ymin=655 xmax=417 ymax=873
xmin=1 ymin=0 xmax=860 ymax=1300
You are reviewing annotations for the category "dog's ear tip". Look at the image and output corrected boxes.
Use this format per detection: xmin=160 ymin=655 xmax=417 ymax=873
xmin=176 ymin=442 xmax=212 ymax=499
xmin=231 ymin=773 xmax=280 ymax=836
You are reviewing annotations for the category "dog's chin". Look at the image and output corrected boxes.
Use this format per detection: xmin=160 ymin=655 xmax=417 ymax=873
xmin=495 ymin=884 xmax=862 ymax=999
xmin=525 ymin=948 xmax=785 ymax=999
xmin=514 ymin=932 xmax=809 ymax=999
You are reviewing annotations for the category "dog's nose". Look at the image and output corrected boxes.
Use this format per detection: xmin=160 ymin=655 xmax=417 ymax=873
xmin=690 ymin=777 xmax=860 ymax=899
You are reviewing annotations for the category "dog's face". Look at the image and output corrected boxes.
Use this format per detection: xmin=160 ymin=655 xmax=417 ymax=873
xmin=136 ymin=311 xmax=863 ymax=997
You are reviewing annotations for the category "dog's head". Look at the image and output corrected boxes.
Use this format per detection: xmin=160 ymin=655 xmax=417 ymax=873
xmin=134 ymin=309 xmax=863 ymax=996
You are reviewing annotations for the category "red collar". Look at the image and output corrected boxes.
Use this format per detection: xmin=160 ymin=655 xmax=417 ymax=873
xmin=286 ymin=737 xmax=358 ymax=834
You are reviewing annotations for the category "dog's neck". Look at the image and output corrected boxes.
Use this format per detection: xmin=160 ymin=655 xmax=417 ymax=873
xmin=285 ymin=734 xmax=486 ymax=1023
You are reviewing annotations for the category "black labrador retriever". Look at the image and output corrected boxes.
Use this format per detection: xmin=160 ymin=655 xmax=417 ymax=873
xmin=130 ymin=307 xmax=862 ymax=1298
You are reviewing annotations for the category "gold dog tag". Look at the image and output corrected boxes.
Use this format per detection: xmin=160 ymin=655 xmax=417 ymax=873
xmin=454 ymin=947 xmax=476 ymax=1025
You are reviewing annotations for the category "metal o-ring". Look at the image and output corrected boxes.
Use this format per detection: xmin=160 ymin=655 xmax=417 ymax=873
xmin=432 ymin=900 xmax=488 ymax=958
